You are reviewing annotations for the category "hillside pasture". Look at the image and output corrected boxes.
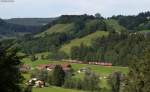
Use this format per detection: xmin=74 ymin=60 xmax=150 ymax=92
xmin=33 ymin=87 xmax=85 ymax=92
xmin=60 ymin=31 xmax=109 ymax=54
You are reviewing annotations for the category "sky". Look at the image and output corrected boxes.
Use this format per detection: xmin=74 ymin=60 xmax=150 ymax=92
xmin=0 ymin=0 xmax=150 ymax=19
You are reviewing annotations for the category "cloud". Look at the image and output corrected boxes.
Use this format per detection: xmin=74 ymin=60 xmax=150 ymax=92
xmin=0 ymin=0 xmax=150 ymax=18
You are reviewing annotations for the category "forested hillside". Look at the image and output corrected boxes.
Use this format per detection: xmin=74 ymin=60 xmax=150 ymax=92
xmin=5 ymin=18 xmax=55 ymax=26
xmin=1 ymin=12 xmax=150 ymax=67
xmin=111 ymin=11 xmax=150 ymax=31
xmin=18 ymin=14 xmax=122 ymax=54
xmin=0 ymin=18 xmax=41 ymax=39
xmin=70 ymin=32 xmax=150 ymax=66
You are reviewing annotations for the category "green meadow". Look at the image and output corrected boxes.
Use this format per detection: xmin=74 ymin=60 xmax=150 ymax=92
xmin=33 ymin=87 xmax=85 ymax=92
xmin=22 ymin=58 xmax=128 ymax=92
xmin=22 ymin=58 xmax=128 ymax=76
xmin=60 ymin=31 xmax=109 ymax=54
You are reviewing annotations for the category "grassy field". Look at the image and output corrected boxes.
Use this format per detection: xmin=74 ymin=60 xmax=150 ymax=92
xmin=33 ymin=87 xmax=85 ymax=92
xmin=60 ymin=31 xmax=109 ymax=54
xmin=22 ymin=58 xmax=128 ymax=92
xmin=23 ymin=58 xmax=128 ymax=75
xmin=72 ymin=63 xmax=128 ymax=75
xmin=138 ymin=30 xmax=150 ymax=33
xmin=35 ymin=23 xmax=74 ymax=37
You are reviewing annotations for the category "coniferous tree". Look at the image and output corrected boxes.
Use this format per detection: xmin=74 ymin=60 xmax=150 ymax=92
xmin=108 ymin=72 xmax=123 ymax=92
xmin=0 ymin=44 xmax=24 ymax=92
xmin=52 ymin=65 xmax=65 ymax=86
xmin=124 ymin=47 xmax=150 ymax=92
xmin=83 ymin=70 xmax=100 ymax=91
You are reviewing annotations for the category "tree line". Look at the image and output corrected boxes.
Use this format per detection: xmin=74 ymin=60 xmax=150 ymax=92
xmin=111 ymin=11 xmax=150 ymax=31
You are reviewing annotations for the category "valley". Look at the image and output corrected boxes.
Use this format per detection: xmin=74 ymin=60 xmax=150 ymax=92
xmin=1 ymin=12 xmax=150 ymax=92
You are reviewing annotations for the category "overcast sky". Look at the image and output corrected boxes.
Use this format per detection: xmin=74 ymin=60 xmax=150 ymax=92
xmin=0 ymin=0 xmax=150 ymax=19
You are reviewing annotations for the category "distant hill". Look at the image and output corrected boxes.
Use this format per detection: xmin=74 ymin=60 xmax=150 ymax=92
xmin=0 ymin=18 xmax=41 ymax=39
xmin=0 ymin=18 xmax=57 ymax=39
xmin=5 ymin=18 xmax=56 ymax=26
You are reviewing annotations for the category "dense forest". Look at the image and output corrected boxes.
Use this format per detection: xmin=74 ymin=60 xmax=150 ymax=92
xmin=111 ymin=11 xmax=150 ymax=31
xmin=70 ymin=32 xmax=150 ymax=66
